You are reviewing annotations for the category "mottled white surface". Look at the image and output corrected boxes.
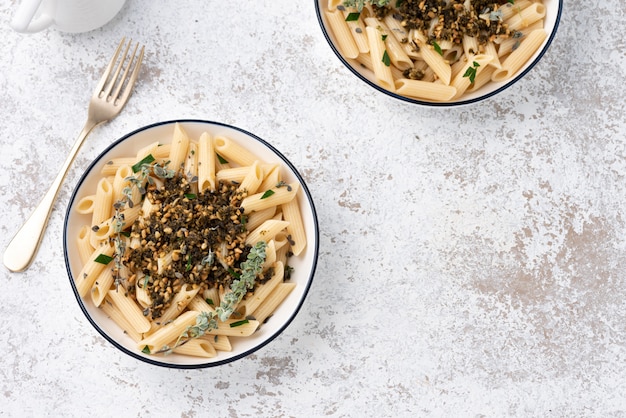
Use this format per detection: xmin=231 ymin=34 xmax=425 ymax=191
xmin=1 ymin=1 xmax=625 ymax=417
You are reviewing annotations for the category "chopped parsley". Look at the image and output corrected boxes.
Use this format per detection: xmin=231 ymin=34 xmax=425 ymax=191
xmin=94 ymin=254 xmax=114 ymax=265
xmin=345 ymin=12 xmax=360 ymax=22
xmin=463 ymin=61 xmax=481 ymax=84
xmin=131 ymin=154 xmax=156 ymax=173
xmin=382 ymin=50 xmax=391 ymax=67
xmin=261 ymin=190 xmax=275 ymax=199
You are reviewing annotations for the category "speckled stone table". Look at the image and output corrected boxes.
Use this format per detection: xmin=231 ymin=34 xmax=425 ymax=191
xmin=1 ymin=1 xmax=625 ymax=416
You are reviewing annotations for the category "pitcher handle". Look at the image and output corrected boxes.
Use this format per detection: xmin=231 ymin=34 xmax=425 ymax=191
xmin=10 ymin=0 xmax=53 ymax=33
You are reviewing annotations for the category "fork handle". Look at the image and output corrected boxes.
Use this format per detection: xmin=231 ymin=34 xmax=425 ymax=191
xmin=3 ymin=119 xmax=100 ymax=272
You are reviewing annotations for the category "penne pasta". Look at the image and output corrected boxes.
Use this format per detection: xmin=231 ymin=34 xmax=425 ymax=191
xmin=73 ymin=128 xmax=308 ymax=360
xmin=75 ymin=195 xmax=96 ymax=214
xmin=76 ymin=225 xmax=94 ymax=265
xmin=252 ymin=282 xmax=296 ymax=326
xmin=281 ymin=198 xmax=307 ymax=256
xmin=101 ymin=299 xmax=144 ymax=342
xmin=395 ymin=79 xmax=457 ymax=101
xmin=169 ymin=122 xmax=190 ymax=172
xmin=322 ymin=0 xmax=549 ymax=101
xmin=236 ymin=262 xmax=284 ymax=318
xmin=325 ymin=9 xmax=360 ymax=59
xmin=107 ymin=288 xmax=152 ymax=334
xmin=245 ymin=220 xmax=290 ymax=246
xmin=137 ymin=310 xmax=200 ymax=353
xmin=240 ymin=182 xmax=300 ymax=214
xmin=75 ymin=243 xmax=115 ymax=298
xmin=100 ymin=157 xmax=136 ymax=176
xmin=91 ymin=267 xmax=115 ymax=307
xmin=364 ymin=25 xmax=395 ymax=91
xmin=172 ymin=338 xmax=217 ymax=358
xmin=198 ymin=131 xmax=216 ymax=192
xmin=213 ymin=136 xmax=257 ymax=167
xmin=238 ymin=161 xmax=264 ymax=195
xmin=492 ymin=29 xmax=547 ymax=82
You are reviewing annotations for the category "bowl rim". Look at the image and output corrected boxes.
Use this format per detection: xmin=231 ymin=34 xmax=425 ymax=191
xmin=314 ymin=0 xmax=564 ymax=107
xmin=63 ymin=119 xmax=320 ymax=369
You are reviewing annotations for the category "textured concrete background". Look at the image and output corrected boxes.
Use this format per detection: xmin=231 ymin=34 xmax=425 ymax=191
xmin=1 ymin=1 xmax=625 ymax=416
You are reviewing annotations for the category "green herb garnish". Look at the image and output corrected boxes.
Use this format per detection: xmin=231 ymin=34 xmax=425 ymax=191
xmin=94 ymin=254 xmax=114 ymax=265
xmin=184 ymin=193 xmax=197 ymax=199
xmin=342 ymin=0 xmax=390 ymax=12
xmin=433 ymin=41 xmax=443 ymax=56
xmin=382 ymin=50 xmax=391 ymax=67
xmin=463 ymin=61 xmax=480 ymax=84
xmin=275 ymin=181 xmax=292 ymax=191
xmin=217 ymin=153 xmax=228 ymax=164
xmin=261 ymin=190 xmax=275 ymax=199
xmin=169 ymin=242 xmax=268 ymax=352
xmin=131 ymin=154 xmax=155 ymax=173
xmin=141 ymin=345 xmax=151 ymax=354
xmin=230 ymin=319 xmax=249 ymax=328
xmin=345 ymin=12 xmax=360 ymax=22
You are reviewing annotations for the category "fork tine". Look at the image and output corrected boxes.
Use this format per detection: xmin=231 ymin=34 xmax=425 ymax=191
xmin=115 ymin=44 xmax=145 ymax=106
xmin=111 ymin=41 xmax=139 ymax=102
xmin=102 ymin=39 xmax=132 ymax=100
xmin=94 ymin=37 xmax=125 ymax=97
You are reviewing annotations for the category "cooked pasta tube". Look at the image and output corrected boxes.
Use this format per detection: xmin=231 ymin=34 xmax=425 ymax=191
xmin=107 ymin=289 xmax=152 ymax=334
xmin=325 ymin=9 xmax=360 ymax=59
xmin=202 ymin=318 xmax=260 ymax=337
xmin=137 ymin=310 xmax=200 ymax=353
xmin=238 ymin=161 xmax=264 ymax=195
xmin=341 ymin=8 xmax=369 ymax=53
xmin=91 ymin=267 xmax=115 ymax=307
xmin=450 ymin=54 xmax=494 ymax=98
xmin=188 ymin=295 xmax=216 ymax=313
xmin=416 ymin=39 xmax=451 ymax=85
xmin=364 ymin=17 xmax=412 ymax=71
xmin=101 ymin=299 xmax=143 ymax=342
xmin=169 ymin=122 xmax=190 ymax=172
xmin=240 ymin=182 xmax=300 ymax=214
xmin=75 ymin=243 xmax=115 ymax=298
xmin=156 ymin=284 xmax=200 ymax=325
xmin=505 ymin=3 xmax=546 ymax=31
xmin=172 ymin=338 xmax=217 ymax=358
xmin=281 ymin=198 xmax=307 ymax=256
xmin=245 ymin=220 xmax=290 ymax=246
xmin=246 ymin=206 xmax=277 ymax=232
xmin=100 ymin=157 xmax=136 ymax=176
xmin=252 ymin=283 xmax=296 ymax=326
xmin=75 ymin=195 xmax=96 ymax=215
xmin=198 ymin=131 xmax=216 ymax=193
xmin=91 ymin=205 xmax=142 ymax=242
xmin=75 ymin=225 xmax=94 ymax=265
xmin=492 ymin=29 xmax=547 ymax=82
xmin=364 ymin=25 xmax=396 ymax=91
xmin=214 ymin=136 xmax=258 ymax=167
xmin=236 ymin=262 xmax=284 ymax=318
xmin=395 ymin=79 xmax=457 ymax=101
xmin=198 ymin=334 xmax=232 ymax=352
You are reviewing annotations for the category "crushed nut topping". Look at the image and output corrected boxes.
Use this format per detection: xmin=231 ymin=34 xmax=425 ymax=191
xmin=375 ymin=1 xmax=517 ymax=48
xmin=122 ymin=174 xmax=272 ymax=319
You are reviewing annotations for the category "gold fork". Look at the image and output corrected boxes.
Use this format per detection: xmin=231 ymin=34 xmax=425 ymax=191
xmin=3 ymin=38 xmax=145 ymax=272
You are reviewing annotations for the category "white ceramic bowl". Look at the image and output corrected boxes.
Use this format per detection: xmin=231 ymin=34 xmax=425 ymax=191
xmin=64 ymin=120 xmax=319 ymax=368
xmin=315 ymin=0 xmax=563 ymax=106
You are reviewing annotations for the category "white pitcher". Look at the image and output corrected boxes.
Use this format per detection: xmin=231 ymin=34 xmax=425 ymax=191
xmin=10 ymin=0 xmax=126 ymax=33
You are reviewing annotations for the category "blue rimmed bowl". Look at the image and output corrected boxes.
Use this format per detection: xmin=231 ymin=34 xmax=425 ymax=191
xmin=315 ymin=0 xmax=563 ymax=106
xmin=64 ymin=119 xmax=319 ymax=368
